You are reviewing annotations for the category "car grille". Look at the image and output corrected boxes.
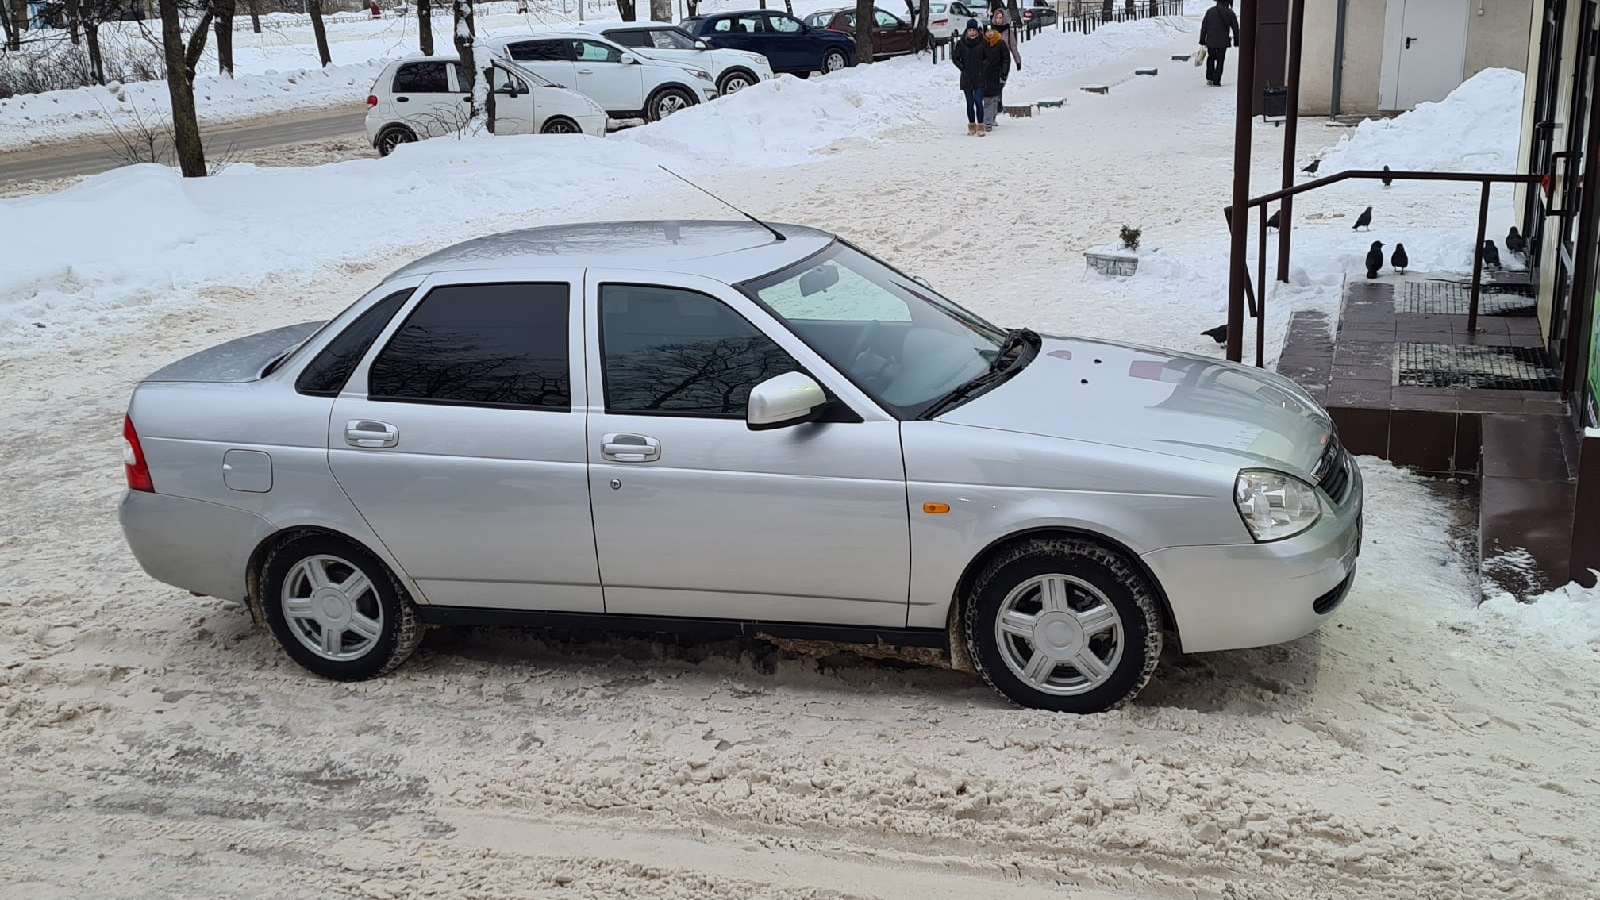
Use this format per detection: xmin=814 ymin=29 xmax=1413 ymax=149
xmin=1313 ymin=572 xmax=1354 ymax=615
xmin=1314 ymin=438 xmax=1351 ymax=505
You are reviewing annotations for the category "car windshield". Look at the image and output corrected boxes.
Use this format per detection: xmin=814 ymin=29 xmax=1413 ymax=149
xmin=742 ymin=242 xmax=1008 ymax=417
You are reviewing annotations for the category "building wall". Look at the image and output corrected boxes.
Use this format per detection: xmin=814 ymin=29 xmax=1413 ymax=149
xmin=1297 ymin=0 xmax=1530 ymax=116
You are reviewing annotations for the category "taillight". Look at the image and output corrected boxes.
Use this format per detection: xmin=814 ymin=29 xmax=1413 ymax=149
xmin=367 ymin=94 xmax=379 ymax=108
xmin=123 ymin=415 xmax=153 ymax=493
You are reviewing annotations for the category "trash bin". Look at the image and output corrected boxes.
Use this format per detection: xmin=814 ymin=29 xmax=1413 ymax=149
xmin=1262 ymin=85 xmax=1288 ymax=119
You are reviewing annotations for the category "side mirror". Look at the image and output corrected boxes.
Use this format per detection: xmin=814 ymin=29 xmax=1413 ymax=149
xmin=623 ymin=54 xmax=641 ymax=64
xmin=747 ymin=372 xmax=827 ymax=430
xmin=695 ymin=38 xmax=710 ymax=49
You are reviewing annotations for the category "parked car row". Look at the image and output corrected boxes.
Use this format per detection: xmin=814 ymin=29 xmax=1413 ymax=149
xmin=366 ymin=15 xmax=863 ymax=155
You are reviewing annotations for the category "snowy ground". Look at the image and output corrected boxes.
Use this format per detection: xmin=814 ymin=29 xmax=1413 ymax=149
xmin=2 ymin=14 xmax=1598 ymax=900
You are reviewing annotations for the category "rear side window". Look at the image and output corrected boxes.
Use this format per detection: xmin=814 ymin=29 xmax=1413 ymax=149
xmin=769 ymin=14 xmax=804 ymax=33
xmin=296 ymin=288 xmax=414 ymax=397
xmin=368 ymin=283 xmax=571 ymax=410
xmin=572 ymin=39 xmax=623 ymax=63
xmin=599 ymin=284 xmax=797 ymax=417
xmin=504 ymin=39 xmax=569 ymax=62
xmin=392 ymin=61 xmax=451 ymax=93
xmin=605 ymin=29 xmax=648 ymax=48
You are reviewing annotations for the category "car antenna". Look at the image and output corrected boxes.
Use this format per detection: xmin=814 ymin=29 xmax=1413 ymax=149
xmin=658 ymin=165 xmax=785 ymax=242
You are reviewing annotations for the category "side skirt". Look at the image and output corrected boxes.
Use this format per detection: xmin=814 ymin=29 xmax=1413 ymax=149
xmin=413 ymin=606 xmax=950 ymax=650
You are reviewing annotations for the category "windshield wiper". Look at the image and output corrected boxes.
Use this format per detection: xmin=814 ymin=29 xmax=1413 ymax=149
xmin=919 ymin=328 xmax=1037 ymax=420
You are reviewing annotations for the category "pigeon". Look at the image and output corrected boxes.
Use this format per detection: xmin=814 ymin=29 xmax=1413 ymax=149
xmin=1266 ymin=209 xmax=1281 ymax=230
xmin=1201 ymin=324 xmax=1229 ymax=345
xmin=1382 ymin=165 xmax=1393 ymax=188
xmin=1302 ymin=158 xmax=1321 ymax=175
xmin=1506 ymin=226 xmax=1526 ymax=257
xmin=1365 ymin=240 xmax=1384 ymax=279
xmin=1391 ymin=243 xmax=1408 ymax=274
xmin=1353 ymin=206 xmax=1372 ymax=231
xmin=1481 ymin=239 xmax=1502 ymax=269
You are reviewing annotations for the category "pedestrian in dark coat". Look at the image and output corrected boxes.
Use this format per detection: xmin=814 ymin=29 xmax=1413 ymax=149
xmin=952 ymin=20 xmax=989 ymax=136
xmin=1199 ymin=0 xmax=1239 ymax=87
xmin=986 ymin=8 xmax=1021 ymax=111
xmin=980 ymin=26 xmax=1011 ymax=132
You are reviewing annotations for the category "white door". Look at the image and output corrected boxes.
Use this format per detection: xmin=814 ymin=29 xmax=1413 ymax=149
xmin=487 ymin=64 xmax=538 ymax=134
xmin=1379 ymin=0 xmax=1470 ymax=110
xmin=570 ymin=39 xmax=644 ymax=114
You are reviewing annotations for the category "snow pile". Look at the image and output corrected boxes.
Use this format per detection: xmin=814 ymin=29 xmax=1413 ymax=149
xmin=1315 ymin=67 xmax=1526 ymax=175
xmin=1481 ymin=572 xmax=1600 ymax=649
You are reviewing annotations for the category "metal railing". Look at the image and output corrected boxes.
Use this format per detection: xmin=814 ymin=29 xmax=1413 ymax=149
xmin=1231 ymin=169 xmax=1542 ymax=367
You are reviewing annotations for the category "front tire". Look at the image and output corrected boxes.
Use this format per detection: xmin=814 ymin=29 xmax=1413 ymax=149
xmin=963 ymin=537 xmax=1163 ymax=713
xmin=260 ymin=535 xmax=423 ymax=681
xmin=541 ymin=115 xmax=582 ymax=134
xmin=822 ymin=48 xmax=848 ymax=74
xmin=717 ymin=69 xmax=756 ymax=95
xmin=374 ymin=124 xmax=416 ymax=157
xmin=646 ymin=86 xmax=695 ymax=121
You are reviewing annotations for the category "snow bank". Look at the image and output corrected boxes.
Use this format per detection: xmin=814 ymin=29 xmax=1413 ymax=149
xmin=1481 ymin=562 xmax=1600 ymax=649
xmin=1314 ymin=67 xmax=1525 ymax=175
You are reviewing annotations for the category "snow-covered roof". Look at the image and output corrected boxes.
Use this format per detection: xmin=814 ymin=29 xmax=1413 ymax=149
xmin=385 ymin=220 xmax=833 ymax=283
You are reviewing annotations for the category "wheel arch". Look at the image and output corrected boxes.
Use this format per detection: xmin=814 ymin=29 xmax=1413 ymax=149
xmin=246 ymin=525 xmax=421 ymax=626
xmin=716 ymin=65 xmax=756 ymax=89
xmin=944 ymin=526 xmax=1180 ymax=659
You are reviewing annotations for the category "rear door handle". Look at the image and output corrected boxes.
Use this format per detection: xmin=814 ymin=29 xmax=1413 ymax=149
xmin=1405 ymin=36 xmax=1417 ymax=49
xmin=345 ymin=419 xmax=399 ymax=448
xmin=396 ymin=96 xmax=410 ymax=102
xmin=601 ymin=432 xmax=660 ymax=462
xmin=576 ymin=68 xmax=595 ymax=74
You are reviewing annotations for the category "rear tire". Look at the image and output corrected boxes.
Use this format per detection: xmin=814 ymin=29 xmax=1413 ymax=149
xmin=260 ymin=535 xmax=422 ymax=681
xmin=374 ymin=124 xmax=416 ymax=157
xmin=646 ymin=86 xmax=696 ymax=121
xmin=540 ymin=115 xmax=582 ymax=134
xmin=963 ymin=537 xmax=1163 ymax=713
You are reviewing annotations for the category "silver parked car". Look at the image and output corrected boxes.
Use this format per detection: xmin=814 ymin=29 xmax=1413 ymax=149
xmin=119 ymin=221 xmax=1361 ymax=713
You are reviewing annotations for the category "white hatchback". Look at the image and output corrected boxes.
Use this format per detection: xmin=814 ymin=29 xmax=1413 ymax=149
xmin=481 ymin=30 xmax=718 ymax=122
xmin=365 ymin=55 xmax=608 ymax=156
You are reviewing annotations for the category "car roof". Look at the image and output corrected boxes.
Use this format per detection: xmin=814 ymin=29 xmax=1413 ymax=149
xmin=482 ymin=29 xmax=620 ymax=42
xmin=386 ymin=221 xmax=834 ymax=284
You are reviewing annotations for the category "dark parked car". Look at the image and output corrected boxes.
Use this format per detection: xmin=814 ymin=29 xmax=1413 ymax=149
xmin=682 ymin=10 xmax=859 ymax=76
xmin=802 ymin=7 xmax=920 ymax=58
xmin=1021 ymin=0 xmax=1058 ymax=28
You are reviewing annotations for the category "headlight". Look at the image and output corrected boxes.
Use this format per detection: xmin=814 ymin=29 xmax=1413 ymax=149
xmin=688 ymin=68 xmax=713 ymax=82
xmin=1234 ymin=469 xmax=1322 ymax=542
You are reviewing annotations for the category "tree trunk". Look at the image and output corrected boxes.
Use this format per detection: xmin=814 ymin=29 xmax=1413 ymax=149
xmin=853 ymin=0 xmax=873 ymax=63
xmin=158 ymin=0 xmax=206 ymax=177
xmin=0 ymin=0 xmax=14 ymax=53
xmin=86 ymin=18 xmax=106 ymax=83
xmin=308 ymin=0 xmax=331 ymax=66
xmin=417 ymin=0 xmax=433 ymax=55
xmin=66 ymin=0 xmax=80 ymax=44
xmin=684 ymin=0 xmax=698 ymax=17
xmin=615 ymin=0 xmax=634 ymax=20
xmin=6 ymin=0 xmax=25 ymax=51
xmin=214 ymin=0 xmax=236 ymax=76
xmin=648 ymin=0 xmax=668 ymax=21
xmin=249 ymin=0 xmax=260 ymax=33
xmin=452 ymin=0 xmax=475 ymax=95
xmin=914 ymin=0 xmax=928 ymax=49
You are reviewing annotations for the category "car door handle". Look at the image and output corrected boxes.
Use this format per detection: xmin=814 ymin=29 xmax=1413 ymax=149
xmin=396 ymin=96 xmax=410 ymax=102
xmin=345 ymin=419 xmax=399 ymax=448
xmin=601 ymin=432 xmax=661 ymax=462
xmin=1405 ymin=36 xmax=1418 ymax=49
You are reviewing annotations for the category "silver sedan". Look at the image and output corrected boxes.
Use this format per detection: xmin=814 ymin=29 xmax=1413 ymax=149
xmin=119 ymin=220 xmax=1361 ymax=713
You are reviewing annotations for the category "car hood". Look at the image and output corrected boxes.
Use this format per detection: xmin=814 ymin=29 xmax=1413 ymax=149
xmin=938 ymin=334 xmax=1332 ymax=475
xmin=144 ymin=321 xmax=324 ymax=383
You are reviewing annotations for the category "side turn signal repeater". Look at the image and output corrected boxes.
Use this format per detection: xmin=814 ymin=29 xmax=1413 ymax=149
xmin=922 ymin=502 xmax=950 ymax=515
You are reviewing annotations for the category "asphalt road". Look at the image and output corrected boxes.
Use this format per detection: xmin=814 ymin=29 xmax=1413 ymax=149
xmin=0 ymin=106 xmax=369 ymax=185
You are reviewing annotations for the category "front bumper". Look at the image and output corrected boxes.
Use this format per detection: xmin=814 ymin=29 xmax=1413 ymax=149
xmin=1142 ymin=461 xmax=1363 ymax=654
xmin=119 ymin=490 xmax=270 ymax=604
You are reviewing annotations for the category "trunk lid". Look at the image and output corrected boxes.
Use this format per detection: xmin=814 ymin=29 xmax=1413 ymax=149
xmin=143 ymin=321 xmax=324 ymax=384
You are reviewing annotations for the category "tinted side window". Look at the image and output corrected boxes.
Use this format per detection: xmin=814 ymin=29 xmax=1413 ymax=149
xmin=605 ymin=29 xmax=648 ymax=47
xmin=368 ymin=283 xmax=571 ymax=410
xmin=600 ymin=285 xmax=797 ymax=417
xmin=393 ymin=61 xmax=450 ymax=93
xmin=297 ymin=288 xmax=414 ymax=397
xmin=505 ymin=39 xmax=569 ymax=61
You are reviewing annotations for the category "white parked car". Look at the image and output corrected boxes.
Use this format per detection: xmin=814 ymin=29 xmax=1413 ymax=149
xmin=932 ymin=0 xmax=991 ymax=42
xmin=481 ymin=30 xmax=718 ymax=122
xmin=591 ymin=22 xmax=773 ymax=96
xmin=365 ymin=55 xmax=608 ymax=156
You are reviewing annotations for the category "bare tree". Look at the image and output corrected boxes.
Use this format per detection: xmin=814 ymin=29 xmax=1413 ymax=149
xmin=214 ymin=0 xmax=236 ymax=75
xmin=308 ymin=0 xmax=331 ymax=66
xmin=683 ymin=0 xmax=698 ymax=15
xmin=248 ymin=0 xmax=260 ymax=33
xmin=157 ymin=0 xmax=206 ymax=176
xmin=451 ymin=0 xmax=479 ymax=101
xmin=416 ymin=0 xmax=434 ymax=54
xmin=615 ymin=0 xmax=634 ymax=20
xmin=66 ymin=0 xmax=82 ymax=43
xmin=648 ymin=0 xmax=668 ymax=20
xmin=853 ymin=0 xmax=874 ymax=63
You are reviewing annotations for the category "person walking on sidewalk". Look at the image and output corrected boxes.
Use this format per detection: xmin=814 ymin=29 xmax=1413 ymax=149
xmin=986 ymin=7 xmax=1021 ymax=113
xmin=1199 ymin=0 xmax=1239 ymax=87
xmin=953 ymin=20 xmax=989 ymax=136
xmin=980 ymin=25 xmax=1011 ymax=133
